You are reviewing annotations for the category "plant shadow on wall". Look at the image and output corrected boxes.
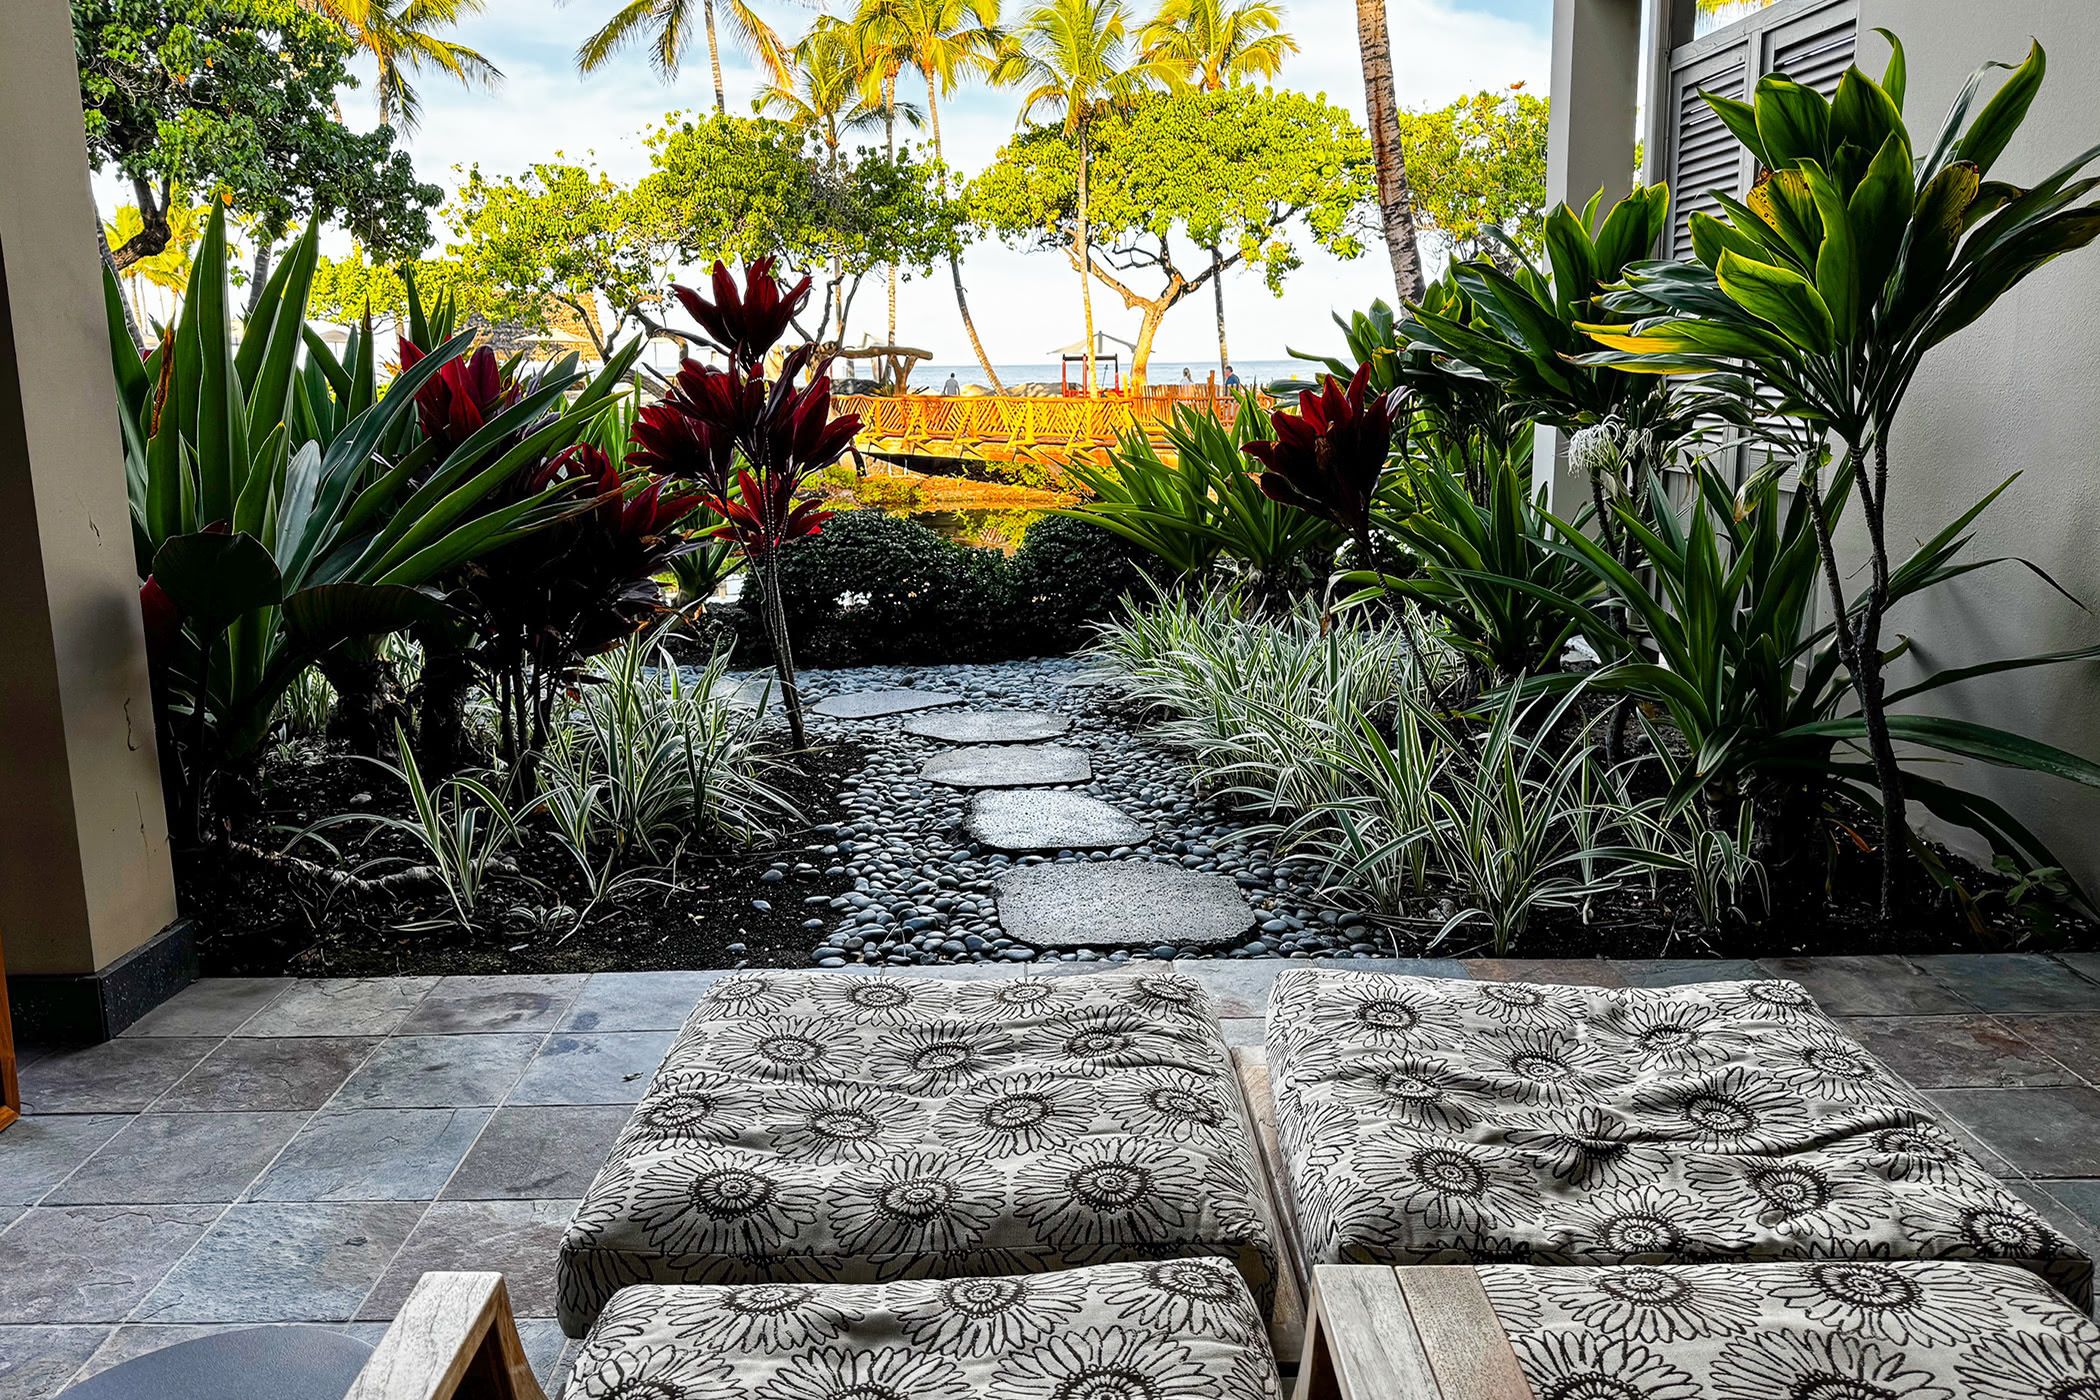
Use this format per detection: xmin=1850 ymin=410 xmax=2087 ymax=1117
xmin=1085 ymin=29 xmax=2100 ymax=956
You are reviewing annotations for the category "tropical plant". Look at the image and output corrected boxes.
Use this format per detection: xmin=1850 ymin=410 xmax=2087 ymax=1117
xmin=1581 ymin=31 xmax=2100 ymax=916
xmin=112 ymin=207 xmax=640 ymax=830
xmin=998 ymin=0 xmax=1144 ymax=392
xmin=300 ymin=0 xmax=503 ymax=130
xmin=757 ymin=20 xmax=891 ymax=161
xmin=1065 ymin=391 xmax=1341 ymax=596
xmin=1243 ymin=364 xmax=1398 ymax=568
xmin=627 ymin=260 xmax=861 ymax=749
xmin=1372 ymin=426 xmax=1597 ymax=685
xmin=569 ymin=0 xmax=792 ymax=115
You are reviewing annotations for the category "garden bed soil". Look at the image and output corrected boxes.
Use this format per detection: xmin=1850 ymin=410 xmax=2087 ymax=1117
xmin=178 ymin=738 xmax=866 ymax=979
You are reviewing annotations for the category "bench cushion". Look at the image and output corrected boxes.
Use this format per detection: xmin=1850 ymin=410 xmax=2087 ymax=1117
xmin=1480 ymin=1260 xmax=2100 ymax=1398
xmin=1267 ymin=969 xmax=2092 ymax=1306
xmin=561 ymin=1258 xmax=1280 ymax=1399
xmin=557 ymin=969 xmax=1279 ymax=1336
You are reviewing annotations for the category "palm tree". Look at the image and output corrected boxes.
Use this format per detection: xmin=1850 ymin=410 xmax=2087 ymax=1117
xmin=847 ymin=0 xmax=920 ymax=355
xmin=1138 ymin=0 xmax=1294 ymax=371
xmin=757 ymin=21 xmax=890 ymax=164
xmin=865 ymin=0 xmax=1007 ymax=388
xmin=1354 ymin=0 xmax=1423 ymax=299
xmin=1001 ymin=0 xmax=1142 ymax=393
xmin=570 ymin=0 xmax=792 ymax=116
xmin=301 ymin=0 xmax=503 ymax=131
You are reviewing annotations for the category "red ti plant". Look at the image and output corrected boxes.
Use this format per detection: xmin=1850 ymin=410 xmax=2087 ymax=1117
xmin=1242 ymin=363 xmax=1401 ymax=562
xmin=635 ymin=261 xmax=860 ymax=749
xmin=399 ymin=339 xmax=518 ymax=457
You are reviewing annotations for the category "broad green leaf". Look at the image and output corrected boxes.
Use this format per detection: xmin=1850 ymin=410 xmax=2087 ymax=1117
xmin=1957 ymin=40 xmax=2045 ymax=178
xmin=1702 ymin=90 xmax=1770 ymax=168
xmin=1755 ymin=75 xmax=1832 ymax=169
xmin=152 ymin=531 xmax=281 ymax=634
xmin=1828 ymin=67 xmax=1906 ymax=172
xmin=1874 ymin=27 xmax=1907 ymax=112
xmin=1717 ymin=250 xmax=1835 ymax=353
xmin=1801 ymin=163 xmax=1861 ymax=341
xmin=1848 ymin=132 xmax=1918 ymax=300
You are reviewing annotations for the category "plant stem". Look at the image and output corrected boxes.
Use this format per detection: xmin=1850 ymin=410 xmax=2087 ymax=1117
xmin=760 ymin=550 xmax=807 ymax=749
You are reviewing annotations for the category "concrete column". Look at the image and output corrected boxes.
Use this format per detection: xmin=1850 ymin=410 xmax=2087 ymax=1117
xmin=0 ymin=0 xmax=182 ymax=1036
xmin=1535 ymin=0 xmax=1646 ymax=507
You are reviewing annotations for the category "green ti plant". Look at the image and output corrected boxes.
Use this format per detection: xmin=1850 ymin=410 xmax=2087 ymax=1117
xmin=1581 ymin=30 xmax=2100 ymax=917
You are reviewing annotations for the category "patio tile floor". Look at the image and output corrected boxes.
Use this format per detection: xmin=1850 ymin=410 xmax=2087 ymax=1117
xmin=1 ymin=954 xmax=2096 ymax=1398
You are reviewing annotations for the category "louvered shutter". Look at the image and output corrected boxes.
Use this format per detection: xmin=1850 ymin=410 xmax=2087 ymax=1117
xmin=1769 ymin=7 xmax=1857 ymax=94
xmin=1667 ymin=51 xmax=1749 ymax=260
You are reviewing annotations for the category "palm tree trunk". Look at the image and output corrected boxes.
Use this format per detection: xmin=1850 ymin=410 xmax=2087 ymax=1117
xmin=885 ymin=85 xmax=898 ymax=358
xmin=1209 ymin=243 xmax=1228 ymax=373
xmin=923 ymin=78 xmax=1002 ymax=392
xmin=1356 ymin=0 xmax=1425 ymax=301
xmin=1077 ymin=127 xmax=1096 ymax=395
xmin=704 ymin=0 xmax=727 ymax=114
xmin=95 ymin=206 xmax=146 ymax=353
xmin=246 ymin=240 xmax=273 ymax=319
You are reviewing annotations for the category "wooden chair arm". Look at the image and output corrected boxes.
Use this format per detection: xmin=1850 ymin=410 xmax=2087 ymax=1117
xmin=346 ymin=1272 xmax=548 ymax=1400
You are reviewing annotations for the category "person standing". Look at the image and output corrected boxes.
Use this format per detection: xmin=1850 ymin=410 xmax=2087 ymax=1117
xmin=1223 ymin=363 xmax=1241 ymax=388
xmin=942 ymin=371 xmax=962 ymax=396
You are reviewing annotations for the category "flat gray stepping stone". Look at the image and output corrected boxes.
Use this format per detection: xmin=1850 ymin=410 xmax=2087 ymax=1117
xmin=811 ymin=688 xmax=964 ymax=719
xmin=995 ymin=863 xmax=1255 ymax=949
xmin=967 ymin=790 xmax=1145 ymax=850
xmin=921 ymin=744 xmax=1092 ymax=788
xmin=906 ymin=710 xmax=1071 ymax=744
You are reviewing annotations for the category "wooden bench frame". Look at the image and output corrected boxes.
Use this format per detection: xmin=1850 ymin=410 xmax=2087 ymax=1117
xmin=1295 ymin=1265 xmax=1535 ymax=1400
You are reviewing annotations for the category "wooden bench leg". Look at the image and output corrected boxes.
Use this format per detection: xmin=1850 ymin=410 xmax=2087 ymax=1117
xmin=346 ymin=1272 xmax=547 ymax=1400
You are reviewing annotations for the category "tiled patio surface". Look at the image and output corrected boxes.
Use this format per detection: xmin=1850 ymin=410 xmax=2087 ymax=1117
xmin=5 ymin=953 xmax=2100 ymax=1398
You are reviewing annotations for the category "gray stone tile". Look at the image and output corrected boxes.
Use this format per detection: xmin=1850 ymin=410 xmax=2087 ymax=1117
xmin=811 ymin=688 xmax=961 ymax=719
xmin=2040 ymin=1178 xmax=2100 ymax=1240
xmin=2059 ymin=952 xmax=2100 ymax=984
xmin=1219 ymin=1017 xmax=1264 ymax=1047
xmin=997 ymin=863 xmax=1253 ymax=949
xmin=1612 ymin=958 xmax=1762 ymax=987
xmin=547 ymin=1337 xmax=583 ymax=1396
xmin=0 ymin=1208 xmax=19 ymax=1235
xmin=0 ymin=1204 xmax=223 ymax=1323
xmin=507 ymin=1032 xmax=674 ymax=1107
xmin=559 ymin=971 xmax=721 ymax=1031
xmin=1840 ymin=1015 xmax=2073 ymax=1089
xmin=0 ymin=1325 xmax=113 ymax=1400
xmin=1757 ymin=956 xmax=1970 ymax=1015
xmin=2001 ymin=1015 xmax=2100 ymax=1084
xmin=966 ymin=789 xmax=1145 ymax=851
xmin=441 ymin=1106 xmax=630 ymax=1201
xmin=331 ymin=1034 xmax=540 ymax=1108
xmin=907 ymin=710 xmax=1070 ymax=744
xmin=0 ymin=1114 xmax=128 ymax=1205
xmin=18 ymin=1038 xmax=218 ymax=1113
xmin=248 ymin=1108 xmax=492 ymax=1203
xmin=236 ymin=978 xmax=441 ymax=1038
xmin=356 ymin=1200 xmax=575 ymax=1321
xmin=122 ymin=979 xmax=290 ymax=1038
xmin=923 ymin=744 xmax=1092 ymax=788
xmin=47 ymin=1112 xmax=308 ymax=1205
xmin=1467 ymin=959 xmax=1627 ymax=987
xmin=1911 ymin=954 xmax=2100 ymax=1013
xmin=136 ymin=1201 xmax=426 ymax=1323
xmin=1926 ymin=1085 xmax=2100 ymax=1178
xmin=397 ymin=975 xmax=588 ymax=1035
xmin=156 ymin=1037 xmax=380 ymax=1112
xmin=518 ymin=1321 xmax=569 ymax=1392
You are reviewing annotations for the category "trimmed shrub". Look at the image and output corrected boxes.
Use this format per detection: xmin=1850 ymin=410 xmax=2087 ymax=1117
xmin=730 ymin=509 xmax=1150 ymax=666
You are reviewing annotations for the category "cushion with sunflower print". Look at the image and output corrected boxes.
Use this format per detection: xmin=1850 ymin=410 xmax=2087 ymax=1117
xmin=560 ymin=1257 xmax=1280 ymax=1400
xmin=1477 ymin=1259 xmax=2100 ymax=1399
xmin=556 ymin=969 xmax=1280 ymax=1337
xmin=1265 ymin=969 xmax=2092 ymax=1308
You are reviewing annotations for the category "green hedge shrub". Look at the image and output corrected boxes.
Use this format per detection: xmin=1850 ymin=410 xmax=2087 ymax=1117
xmin=730 ymin=509 xmax=1150 ymax=666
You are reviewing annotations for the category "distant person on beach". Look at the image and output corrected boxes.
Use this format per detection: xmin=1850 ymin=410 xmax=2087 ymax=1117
xmin=1180 ymin=367 xmax=1194 ymax=385
xmin=1224 ymin=364 xmax=1241 ymax=388
xmin=942 ymin=372 xmax=961 ymax=395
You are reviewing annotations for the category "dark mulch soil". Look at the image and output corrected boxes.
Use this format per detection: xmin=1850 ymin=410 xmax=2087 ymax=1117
xmin=178 ymin=738 xmax=864 ymax=978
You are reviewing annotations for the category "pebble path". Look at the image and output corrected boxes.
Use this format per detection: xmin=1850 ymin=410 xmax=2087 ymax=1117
xmin=690 ymin=656 xmax=1395 ymax=968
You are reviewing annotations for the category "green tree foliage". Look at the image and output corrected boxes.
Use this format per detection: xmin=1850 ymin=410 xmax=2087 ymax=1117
xmin=972 ymin=86 xmax=1372 ymax=382
xmin=306 ymin=252 xmax=498 ymax=325
xmin=303 ymin=0 xmax=502 ymax=132
xmin=642 ymin=114 xmax=966 ymax=347
xmin=446 ymin=162 xmax=682 ymax=360
xmin=1395 ymin=84 xmax=1549 ymax=265
xmin=74 ymin=0 xmax=440 ymax=270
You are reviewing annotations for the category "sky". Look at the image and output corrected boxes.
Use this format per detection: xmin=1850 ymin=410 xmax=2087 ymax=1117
xmin=186 ymin=0 xmax=1555 ymax=366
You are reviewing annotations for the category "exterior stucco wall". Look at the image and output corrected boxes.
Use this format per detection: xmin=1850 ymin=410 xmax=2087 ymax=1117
xmin=1846 ymin=2 xmax=2100 ymax=891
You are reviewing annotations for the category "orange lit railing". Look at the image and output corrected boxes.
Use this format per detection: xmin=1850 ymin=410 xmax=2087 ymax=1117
xmin=835 ymin=389 xmax=1270 ymax=466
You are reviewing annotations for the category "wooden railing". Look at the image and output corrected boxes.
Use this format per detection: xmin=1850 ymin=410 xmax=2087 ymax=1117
xmin=837 ymin=389 xmax=1271 ymax=465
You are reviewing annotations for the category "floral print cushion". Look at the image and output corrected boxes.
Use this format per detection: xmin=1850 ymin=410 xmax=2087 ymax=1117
xmin=561 ymin=1257 xmax=1281 ymax=1400
xmin=1266 ymin=969 xmax=2092 ymax=1307
xmin=1480 ymin=1259 xmax=2100 ymax=1399
xmin=557 ymin=969 xmax=1280 ymax=1337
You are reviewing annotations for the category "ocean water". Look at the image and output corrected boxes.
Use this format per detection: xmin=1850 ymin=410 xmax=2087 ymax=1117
xmin=898 ymin=358 xmax=1325 ymax=391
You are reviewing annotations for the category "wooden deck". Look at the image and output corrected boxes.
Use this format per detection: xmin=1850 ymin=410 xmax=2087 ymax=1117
xmin=837 ymin=388 xmax=1268 ymax=466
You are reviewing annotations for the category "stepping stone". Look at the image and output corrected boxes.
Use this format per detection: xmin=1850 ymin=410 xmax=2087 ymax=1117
xmin=810 ymin=688 xmax=964 ymax=719
xmin=905 ymin=710 xmax=1071 ymax=744
xmin=967 ymin=790 xmax=1146 ymax=850
xmin=995 ymin=862 xmax=1255 ymax=950
xmin=921 ymin=744 xmax=1092 ymax=788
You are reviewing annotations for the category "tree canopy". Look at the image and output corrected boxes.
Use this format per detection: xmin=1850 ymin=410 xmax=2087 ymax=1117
xmin=641 ymin=114 xmax=967 ymax=347
xmin=1394 ymin=85 xmax=1549 ymax=266
xmin=971 ymin=85 xmax=1372 ymax=381
xmin=74 ymin=0 xmax=442 ymax=268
